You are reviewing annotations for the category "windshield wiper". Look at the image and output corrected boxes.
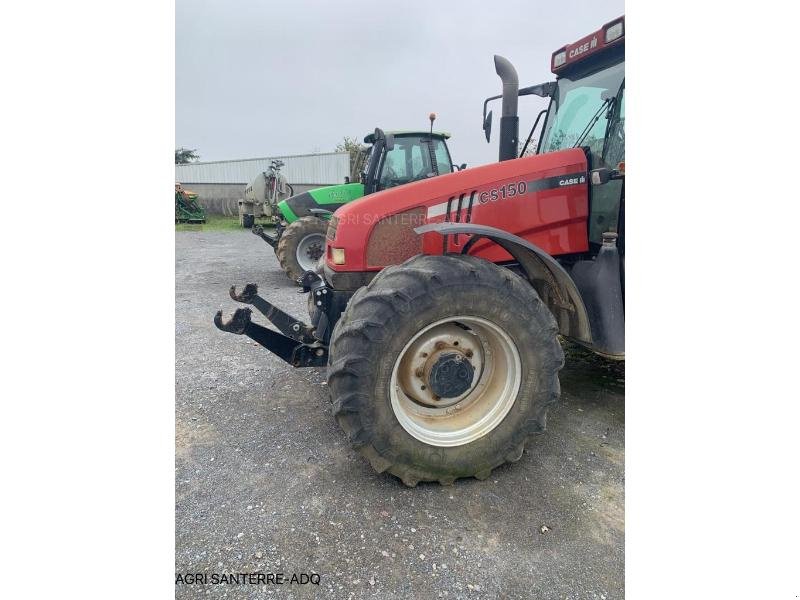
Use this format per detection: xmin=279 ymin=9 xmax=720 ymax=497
xmin=572 ymin=97 xmax=614 ymax=149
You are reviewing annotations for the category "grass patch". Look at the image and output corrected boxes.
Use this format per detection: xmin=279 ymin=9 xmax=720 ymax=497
xmin=175 ymin=215 xmax=277 ymax=232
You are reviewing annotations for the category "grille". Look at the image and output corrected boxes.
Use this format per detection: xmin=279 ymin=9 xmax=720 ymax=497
xmin=444 ymin=190 xmax=477 ymax=223
xmin=365 ymin=207 xmax=426 ymax=267
xmin=443 ymin=190 xmax=477 ymax=248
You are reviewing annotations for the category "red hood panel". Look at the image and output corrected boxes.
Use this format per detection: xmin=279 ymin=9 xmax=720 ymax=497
xmin=328 ymin=148 xmax=589 ymax=272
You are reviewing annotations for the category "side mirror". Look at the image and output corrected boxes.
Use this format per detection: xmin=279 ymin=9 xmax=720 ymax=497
xmin=459 ymin=163 xmax=467 ymax=171
xmin=385 ymin=133 xmax=395 ymax=151
xmin=373 ymin=127 xmax=389 ymax=147
xmin=483 ymin=110 xmax=493 ymax=143
xmin=590 ymin=167 xmax=624 ymax=185
xmin=590 ymin=168 xmax=611 ymax=185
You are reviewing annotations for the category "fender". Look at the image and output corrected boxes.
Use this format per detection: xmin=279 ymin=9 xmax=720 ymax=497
xmin=415 ymin=222 xmax=592 ymax=344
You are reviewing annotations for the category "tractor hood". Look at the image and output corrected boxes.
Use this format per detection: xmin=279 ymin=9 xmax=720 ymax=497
xmin=326 ymin=147 xmax=590 ymax=272
xmin=278 ymin=182 xmax=365 ymax=223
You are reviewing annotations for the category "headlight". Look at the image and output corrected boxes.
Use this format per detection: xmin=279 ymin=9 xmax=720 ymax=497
xmin=331 ymin=247 xmax=346 ymax=265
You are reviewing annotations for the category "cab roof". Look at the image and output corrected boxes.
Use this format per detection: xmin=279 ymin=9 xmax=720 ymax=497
xmin=363 ymin=131 xmax=451 ymax=144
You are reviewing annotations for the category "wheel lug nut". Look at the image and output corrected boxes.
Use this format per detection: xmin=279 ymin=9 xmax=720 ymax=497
xmin=415 ymin=368 xmax=424 ymax=378
xmin=434 ymin=341 xmax=446 ymax=350
xmin=465 ymin=349 xmax=473 ymax=358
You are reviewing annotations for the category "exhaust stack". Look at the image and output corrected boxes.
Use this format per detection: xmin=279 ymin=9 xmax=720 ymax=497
xmin=494 ymin=55 xmax=519 ymax=162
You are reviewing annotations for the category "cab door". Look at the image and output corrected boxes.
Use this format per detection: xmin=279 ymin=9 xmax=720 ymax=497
xmin=589 ymin=82 xmax=625 ymax=249
xmin=568 ymin=82 xmax=625 ymax=357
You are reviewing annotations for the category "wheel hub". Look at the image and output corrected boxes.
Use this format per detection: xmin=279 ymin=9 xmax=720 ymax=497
xmin=390 ymin=316 xmax=523 ymax=447
xmin=305 ymin=242 xmax=323 ymax=260
xmin=396 ymin=324 xmax=483 ymax=408
xmin=427 ymin=352 xmax=475 ymax=399
xmin=296 ymin=233 xmax=326 ymax=272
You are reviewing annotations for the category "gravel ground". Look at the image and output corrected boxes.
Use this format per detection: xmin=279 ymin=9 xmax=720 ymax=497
xmin=176 ymin=230 xmax=625 ymax=600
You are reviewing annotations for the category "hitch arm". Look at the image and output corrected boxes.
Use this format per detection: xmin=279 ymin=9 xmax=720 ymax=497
xmin=214 ymin=308 xmax=327 ymax=367
xmin=229 ymin=284 xmax=316 ymax=343
xmin=251 ymin=224 xmax=279 ymax=249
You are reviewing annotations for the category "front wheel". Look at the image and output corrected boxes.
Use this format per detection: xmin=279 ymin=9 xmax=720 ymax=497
xmin=275 ymin=216 xmax=327 ymax=282
xmin=327 ymin=254 xmax=564 ymax=486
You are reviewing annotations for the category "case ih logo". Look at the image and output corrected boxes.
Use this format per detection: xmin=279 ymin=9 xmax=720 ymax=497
xmin=569 ymin=37 xmax=598 ymax=60
xmin=559 ymin=175 xmax=586 ymax=186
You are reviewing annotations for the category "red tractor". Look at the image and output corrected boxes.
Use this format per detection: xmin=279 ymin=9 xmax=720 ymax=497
xmin=216 ymin=17 xmax=625 ymax=486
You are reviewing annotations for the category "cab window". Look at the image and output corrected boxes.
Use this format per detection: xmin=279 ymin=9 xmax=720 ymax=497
xmin=604 ymin=85 xmax=624 ymax=168
xmin=378 ymin=144 xmax=410 ymax=189
xmin=432 ymin=138 xmax=453 ymax=174
xmin=358 ymin=146 xmax=373 ymax=183
xmin=377 ymin=136 xmax=448 ymax=190
xmin=410 ymin=144 xmax=425 ymax=177
xmin=539 ymin=61 xmax=624 ymax=165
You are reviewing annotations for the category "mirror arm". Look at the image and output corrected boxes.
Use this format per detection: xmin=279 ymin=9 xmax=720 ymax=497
xmin=482 ymin=94 xmax=502 ymax=126
xmin=518 ymin=81 xmax=557 ymax=98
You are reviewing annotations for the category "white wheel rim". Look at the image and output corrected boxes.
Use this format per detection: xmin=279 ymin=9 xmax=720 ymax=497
xmin=390 ymin=315 xmax=522 ymax=447
xmin=296 ymin=233 xmax=325 ymax=272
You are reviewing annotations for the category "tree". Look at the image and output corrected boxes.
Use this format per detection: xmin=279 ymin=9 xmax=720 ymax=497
xmin=335 ymin=137 xmax=368 ymax=182
xmin=175 ymin=148 xmax=199 ymax=164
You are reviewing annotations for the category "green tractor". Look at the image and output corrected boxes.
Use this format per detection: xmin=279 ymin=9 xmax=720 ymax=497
xmin=253 ymin=125 xmax=461 ymax=282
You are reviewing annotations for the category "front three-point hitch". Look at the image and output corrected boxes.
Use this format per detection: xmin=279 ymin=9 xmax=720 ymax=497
xmin=214 ymin=272 xmax=353 ymax=367
xmin=214 ymin=282 xmax=327 ymax=367
xmin=251 ymin=222 xmax=284 ymax=249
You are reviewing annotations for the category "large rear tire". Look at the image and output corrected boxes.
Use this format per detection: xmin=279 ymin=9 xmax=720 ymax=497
xmin=275 ymin=216 xmax=327 ymax=283
xmin=327 ymin=254 xmax=564 ymax=486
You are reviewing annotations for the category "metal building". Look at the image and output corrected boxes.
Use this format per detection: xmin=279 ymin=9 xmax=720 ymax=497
xmin=175 ymin=152 xmax=350 ymax=216
xmin=176 ymin=152 xmax=349 ymax=185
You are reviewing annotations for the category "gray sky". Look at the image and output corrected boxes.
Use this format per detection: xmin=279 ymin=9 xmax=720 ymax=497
xmin=176 ymin=0 xmax=623 ymax=168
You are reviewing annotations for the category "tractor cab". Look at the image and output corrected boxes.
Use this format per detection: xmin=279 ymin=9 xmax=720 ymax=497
xmin=360 ymin=129 xmax=455 ymax=194
xmin=541 ymin=18 xmax=625 ymax=251
xmin=475 ymin=17 xmax=625 ymax=357
xmin=483 ymin=16 xmax=625 ymax=252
